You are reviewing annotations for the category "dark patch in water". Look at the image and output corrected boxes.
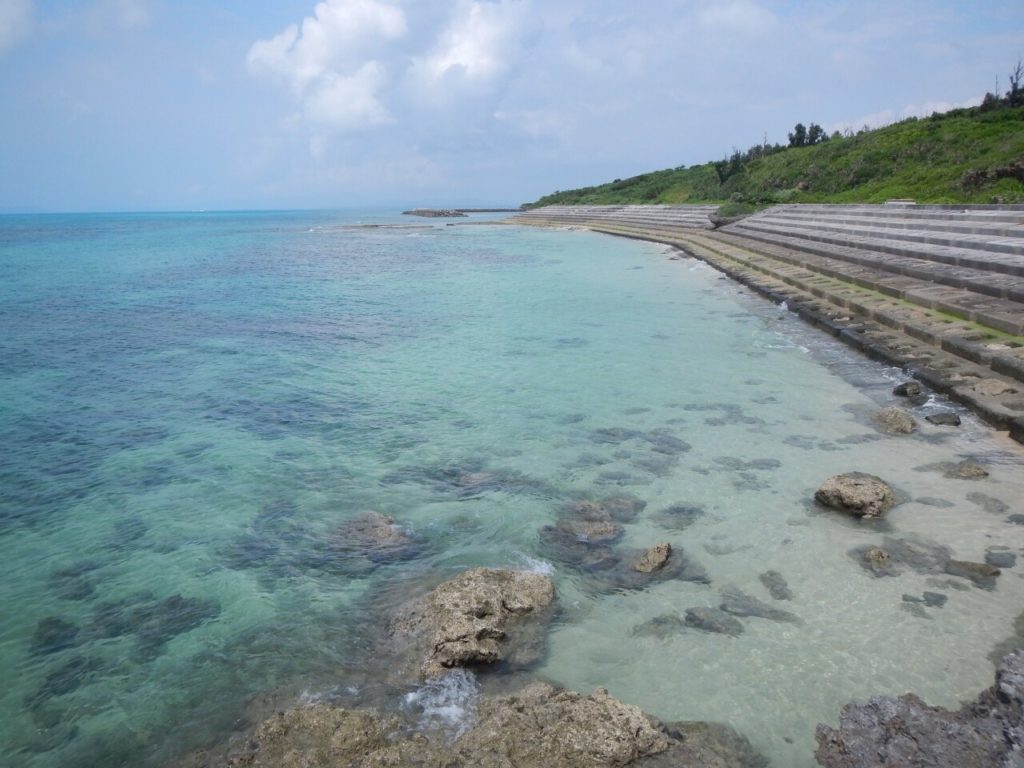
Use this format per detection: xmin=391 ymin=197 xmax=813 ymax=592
xmin=967 ymin=492 xmax=1010 ymax=515
xmin=623 ymin=407 xmax=651 ymax=415
xmin=30 ymin=617 xmax=82 ymax=656
xmin=633 ymin=454 xmax=679 ymax=476
xmin=221 ymin=533 xmax=281 ymax=570
xmin=28 ymin=656 xmax=103 ymax=707
xmin=642 ymin=430 xmax=691 ymax=455
xmin=713 ymin=457 xmax=781 ymax=471
xmin=554 ymin=337 xmax=588 ymax=348
xmin=88 ymin=592 xmax=220 ymax=658
xmin=655 ymin=503 xmax=706 ymax=530
xmin=632 ymin=614 xmax=685 ymax=639
xmin=590 ymin=427 xmax=643 ymax=445
xmin=379 ymin=461 xmax=552 ymax=499
xmin=49 ymin=560 xmax=102 ymax=601
xmin=109 ymin=516 xmax=148 ymax=548
xmin=916 ymin=497 xmax=954 ymax=508
xmin=557 ymin=413 xmax=587 ymax=425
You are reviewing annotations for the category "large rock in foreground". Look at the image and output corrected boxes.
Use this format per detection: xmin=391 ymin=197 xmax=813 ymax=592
xmin=815 ymin=649 xmax=1024 ymax=767
xmin=217 ymin=682 xmax=767 ymax=768
xmin=389 ymin=568 xmax=555 ymax=678
xmin=815 ymin=473 xmax=895 ymax=519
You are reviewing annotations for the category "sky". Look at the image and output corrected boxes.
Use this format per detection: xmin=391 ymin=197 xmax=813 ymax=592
xmin=0 ymin=0 xmax=1022 ymax=212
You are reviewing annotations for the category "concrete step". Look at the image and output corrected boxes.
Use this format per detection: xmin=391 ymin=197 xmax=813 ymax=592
xmin=726 ymin=223 xmax=1024 ymax=302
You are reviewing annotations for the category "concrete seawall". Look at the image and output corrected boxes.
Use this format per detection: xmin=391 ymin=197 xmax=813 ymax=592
xmin=511 ymin=203 xmax=1024 ymax=443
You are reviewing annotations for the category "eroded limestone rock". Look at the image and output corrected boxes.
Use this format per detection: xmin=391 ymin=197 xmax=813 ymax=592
xmin=815 ymin=473 xmax=895 ymax=519
xmin=389 ymin=568 xmax=555 ymax=679
xmin=869 ymin=407 xmax=917 ymax=435
xmin=633 ymin=543 xmax=672 ymax=573
xmin=815 ymin=649 xmax=1024 ymax=768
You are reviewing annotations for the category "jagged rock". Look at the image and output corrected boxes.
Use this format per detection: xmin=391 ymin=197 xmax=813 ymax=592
xmin=925 ymin=411 xmax=961 ymax=426
xmin=607 ymin=546 xmax=710 ymax=590
xmin=815 ymin=649 xmax=1024 ymax=768
xmin=944 ymin=460 xmax=989 ymax=480
xmin=388 ymin=568 xmax=555 ymax=679
xmin=759 ymin=570 xmax=793 ymax=600
xmin=893 ymin=381 xmax=921 ymax=397
xmin=327 ymin=511 xmax=418 ymax=563
xmin=633 ymin=543 xmax=672 ymax=573
xmin=815 ymin=473 xmax=895 ymax=519
xmin=719 ymin=587 xmax=800 ymax=623
xmin=685 ymin=608 xmax=744 ymax=636
xmin=215 ymin=683 xmax=711 ymax=768
xmin=869 ymin=407 xmax=916 ymax=435
xmin=972 ymin=378 xmax=1017 ymax=397
xmin=659 ymin=721 xmax=770 ymax=768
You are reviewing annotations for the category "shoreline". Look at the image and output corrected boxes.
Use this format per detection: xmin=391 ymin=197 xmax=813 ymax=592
xmin=509 ymin=204 xmax=1024 ymax=445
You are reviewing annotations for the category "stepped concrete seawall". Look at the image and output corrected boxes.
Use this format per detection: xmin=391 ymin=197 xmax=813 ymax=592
xmin=510 ymin=203 xmax=1024 ymax=443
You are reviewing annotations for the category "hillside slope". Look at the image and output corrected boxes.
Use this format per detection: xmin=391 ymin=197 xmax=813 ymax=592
xmin=528 ymin=106 xmax=1024 ymax=208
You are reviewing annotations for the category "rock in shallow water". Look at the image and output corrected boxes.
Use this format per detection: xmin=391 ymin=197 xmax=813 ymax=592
xmin=719 ymin=587 xmax=800 ymax=623
xmin=815 ymin=649 xmax=1024 ymax=768
xmin=207 ymin=682 xmax=767 ymax=768
xmin=685 ymin=607 xmax=744 ymax=636
xmin=388 ymin=568 xmax=555 ymax=679
xmin=815 ymin=473 xmax=895 ymax=519
xmin=759 ymin=570 xmax=793 ymax=600
xmin=632 ymin=543 xmax=672 ymax=573
xmin=869 ymin=407 xmax=916 ymax=435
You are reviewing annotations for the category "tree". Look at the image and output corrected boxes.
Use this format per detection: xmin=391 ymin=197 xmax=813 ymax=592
xmin=1008 ymin=57 xmax=1024 ymax=107
xmin=788 ymin=123 xmax=807 ymax=147
xmin=807 ymin=123 xmax=826 ymax=145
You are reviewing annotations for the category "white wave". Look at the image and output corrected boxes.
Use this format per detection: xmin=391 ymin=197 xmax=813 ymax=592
xmin=401 ymin=669 xmax=479 ymax=740
xmin=514 ymin=553 xmax=555 ymax=575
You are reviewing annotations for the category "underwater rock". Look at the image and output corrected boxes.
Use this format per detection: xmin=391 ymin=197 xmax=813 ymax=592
xmin=685 ymin=607 xmax=744 ymax=636
xmin=327 ymin=511 xmax=419 ymax=564
xmin=944 ymin=560 xmax=1001 ymax=589
xmin=900 ymin=602 xmax=931 ymax=619
xmin=30 ymin=617 xmax=82 ymax=656
xmin=48 ymin=561 xmax=102 ymax=601
xmin=944 ymin=460 xmax=989 ymax=480
xmin=925 ymin=412 xmax=961 ymax=427
xmin=851 ymin=546 xmax=899 ymax=577
xmin=607 ymin=546 xmax=710 ymax=590
xmin=719 ymin=587 xmax=800 ymax=623
xmin=599 ymin=494 xmax=647 ymax=522
xmin=986 ymin=551 xmax=1017 ymax=569
xmin=915 ymin=496 xmax=954 ymax=508
xmin=28 ymin=656 xmax=102 ymax=707
xmin=633 ymin=543 xmax=672 ymax=573
xmin=133 ymin=595 xmax=221 ymax=656
xmin=893 ymin=381 xmax=922 ymax=397
xmin=109 ymin=517 xmax=148 ymax=548
xmin=967 ymin=492 xmax=1009 ymax=515
xmin=902 ymin=592 xmax=948 ymax=608
xmin=388 ymin=568 xmax=556 ymax=679
xmin=714 ymin=457 xmax=782 ymax=471
xmin=815 ymin=649 xmax=1024 ymax=768
xmin=380 ymin=462 xmax=552 ymax=498
xmin=642 ymin=430 xmax=691 ymax=455
xmin=815 ymin=473 xmax=895 ymax=519
xmin=591 ymin=427 xmax=643 ymax=444
xmin=537 ymin=524 xmax=622 ymax=571
xmin=220 ymin=533 xmax=280 ymax=571
xmin=632 ymin=614 xmax=687 ymax=639
xmin=655 ymin=503 xmax=706 ymax=530
xmin=759 ymin=570 xmax=793 ymax=600
xmin=633 ymin=453 xmax=679 ymax=476
xmin=869 ymin=406 xmax=916 ymax=435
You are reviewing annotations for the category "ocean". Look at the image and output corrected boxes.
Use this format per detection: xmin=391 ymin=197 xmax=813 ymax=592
xmin=2 ymin=209 xmax=1023 ymax=767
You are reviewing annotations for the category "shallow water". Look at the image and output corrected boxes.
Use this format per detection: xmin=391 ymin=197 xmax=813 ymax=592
xmin=2 ymin=210 xmax=1023 ymax=767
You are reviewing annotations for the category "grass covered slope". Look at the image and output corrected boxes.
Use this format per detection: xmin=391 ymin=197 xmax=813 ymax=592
xmin=528 ymin=106 xmax=1024 ymax=208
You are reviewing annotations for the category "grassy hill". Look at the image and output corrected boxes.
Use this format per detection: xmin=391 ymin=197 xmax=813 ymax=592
xmin=527 ymin=105 xmax=1024 ymax=209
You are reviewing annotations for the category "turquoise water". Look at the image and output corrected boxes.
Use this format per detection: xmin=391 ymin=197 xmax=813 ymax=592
xmin=2 ymin=210 xmax=1024 ymax=767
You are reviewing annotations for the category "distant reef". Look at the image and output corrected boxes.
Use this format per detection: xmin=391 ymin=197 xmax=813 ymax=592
xmin=403 ymin=207 xmax=524 ymax=217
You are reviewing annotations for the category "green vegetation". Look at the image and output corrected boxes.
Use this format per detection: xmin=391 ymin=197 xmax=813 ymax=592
xmin=527 ymin=104 xmax=1024 ymax=209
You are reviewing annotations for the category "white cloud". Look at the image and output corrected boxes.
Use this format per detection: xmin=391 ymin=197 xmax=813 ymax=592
xmin=0 ymin=0 xmax=34 ymax=54
xmin=304 ymin=61 xmax=392 ymax=129
xmin=411 ymin=0 xmax=528 ymax=85
xmin=247 ymin=0 xmax=405 ymax=134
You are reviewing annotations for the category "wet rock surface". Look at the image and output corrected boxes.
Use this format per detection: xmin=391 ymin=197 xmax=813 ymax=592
xmin=201 ymin=681 xmax=768 ymax=768
xmin=892 ymin=381 xmax=922 ymax=397
xmin=869 ymin=407 xmax=916 ymax=435
xmin=388 ymin=568 xmax=556 ymax=679
xmin=815 ymin=649 xmax=1024 ymax=768
xmin=925 ymin=411 xmax=961 ymax=426
xmin=815 ymin=473 xmax=895 ymax=519
xmin=944 ymin=459 xmax=989 ymax=479
xmin=633 ymin=543 xmax=672 ymax=573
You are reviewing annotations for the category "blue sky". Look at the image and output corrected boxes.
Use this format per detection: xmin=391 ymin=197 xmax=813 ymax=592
xmin=1 ymin=0 xmax=1021 ymax=212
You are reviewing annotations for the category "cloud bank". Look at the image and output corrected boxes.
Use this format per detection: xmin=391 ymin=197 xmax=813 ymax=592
xmin=0 ymin=0 xmax=34 ymax=54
